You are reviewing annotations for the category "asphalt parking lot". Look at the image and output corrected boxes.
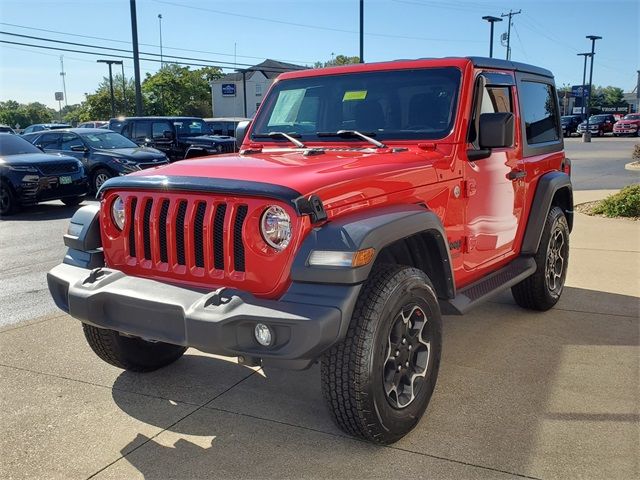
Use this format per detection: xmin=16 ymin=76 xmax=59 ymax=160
xmin=1 ymin=137 xmax=638 ymax=479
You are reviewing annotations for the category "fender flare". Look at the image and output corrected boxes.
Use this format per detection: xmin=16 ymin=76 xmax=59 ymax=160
xmin=290 ymin=204 xmax=455 ymax=297
xmin=521 ymin=171 xmax=573 ymax=255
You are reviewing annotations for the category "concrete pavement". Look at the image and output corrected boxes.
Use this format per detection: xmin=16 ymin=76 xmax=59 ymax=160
xmin=0 ymin=192 xmax=638 ymax=479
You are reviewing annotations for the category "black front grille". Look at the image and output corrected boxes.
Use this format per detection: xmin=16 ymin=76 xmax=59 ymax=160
xmin=38 ymin=162 xmax=79 ymax=175
xmin=213 ymin=204 xmax=227 ymax=270
xmin=128 ymin=198 xmax=138 ymax=257
xmin=220 ymin=142 xmax=235 ymax=154
xmin=194 ymin=202 xmax=207 ymax=268
xmin=142 ymin=199 xmax=153 ymax=260
xmin=175 ymin=201 xmax=188 ymax=265
xmin=158 ymin=199 xmax=169 ymax=263
xmin=233 ymin=205 xmax=248 ymax=272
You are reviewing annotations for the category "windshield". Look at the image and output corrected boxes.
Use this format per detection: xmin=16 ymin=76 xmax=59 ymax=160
xmin=623 ymin=114 xmax=640 ymax=120
xmin=81 ymin=131 xmax=138 ymax=149
xmin=0 ymin=134 xmax=42 ymax=156
xmin=589 ymin=115 xmax=608 ymax=122
xmin=173 ymin=119 xmax=212 ymax=136
xmin=251 ymin=67 xmax=461 ymax=141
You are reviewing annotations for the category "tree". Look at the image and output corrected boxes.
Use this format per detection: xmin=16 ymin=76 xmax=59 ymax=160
xmin=314 ymin=54 xmax=360 ymax=68
xmin=76 ymin=75 xmax=137 ymax=121
xmin=589 ymin=85 xmax=627 ymax=109
xmin=0 ymin=101 xmax=56 ymax=128
xmin=141 ymin=63 xmax=222 ymax=117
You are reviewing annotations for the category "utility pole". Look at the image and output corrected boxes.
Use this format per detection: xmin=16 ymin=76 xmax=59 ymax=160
xmin=59 ymin=56 xmax=68 ymax=108
xmin=359 ymin=0 xmax=364 ymax=63
xmin=158 ymin=14 xmax=164 ymax=67
xmin=482 ymin=16 xmax=502 ymax=58
xmin=501 ymin=9 xmax=521 ymax=60
xmin=583 ymin=35 xmax=602 ymax=142
xmin=97 ymin=60 xmax=119 ymax=119
xmin=636 ymin=70 xmax=640 ymax=113
xmin=577 ymin=53 xmax=592 ymax=117
xmin=130 ymin=0 xmax=143 ymax=115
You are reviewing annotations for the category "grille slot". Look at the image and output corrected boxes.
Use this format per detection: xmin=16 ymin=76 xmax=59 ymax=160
xmin=194 ymin=202 xmax=207 ymax=268
xmin=38 ymin=162 xmax=78 ymax=175
xmin=128 ymin=198 xmax=137 ymax=257
xmin=158 ymin=199 xmax=169 ymax=263
xmin=213 ymin=203 xmax=227 ymax=270
xmin=175 ymin=201 xmax=188 ymax=265
xmin=233 ymin=205 xmax=248 ymax=272
xmin=143 ymin=199 xmax=153 ymax=260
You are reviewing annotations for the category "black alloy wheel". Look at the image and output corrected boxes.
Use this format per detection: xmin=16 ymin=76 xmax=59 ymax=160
xmin=544 ymin=222 xmax=568 ymax=297
xmin=0 ymin=181 xmax=16 ymax=216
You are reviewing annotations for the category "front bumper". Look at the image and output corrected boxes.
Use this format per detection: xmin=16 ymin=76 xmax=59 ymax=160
xmin=47 ymin=263 xmax=357 ymax=369
xmin=613 ymin=127 xmax=638 ymax=134
xmin=17 ymin=172 xmax=88 ymax=204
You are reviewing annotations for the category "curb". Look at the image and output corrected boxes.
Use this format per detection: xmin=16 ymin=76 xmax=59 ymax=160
xmin=624 ymin=162 xmax=640 ymax=171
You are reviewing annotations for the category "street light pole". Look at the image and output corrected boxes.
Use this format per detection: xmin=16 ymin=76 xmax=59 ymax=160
xmin=482 ymin=16 xmax=503 ymax=58
xmin=583 ymin=35 xmax=602 ymax=143
xmin=130 ymin=0 xmax=143 ymax=115
xmin=97 ymin=60 xmax=117 ymax=118
xmin=577 ymin=53 xmax=592 ymax=118
xmin=158 ymin=14 xmax=164 ymax=67
xmin=359 ymin=0 xmax=364 ymax=63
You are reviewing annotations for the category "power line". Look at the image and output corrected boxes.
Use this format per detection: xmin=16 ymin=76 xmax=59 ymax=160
xmin=0 ymin=21 xmax=315 ymax=65
xmin=153 ymin=0 xmax=482 ymax=43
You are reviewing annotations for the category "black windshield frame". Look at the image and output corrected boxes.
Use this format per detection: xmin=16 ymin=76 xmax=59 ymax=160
xmin=251 ymin=67 xmax=462 ymax=142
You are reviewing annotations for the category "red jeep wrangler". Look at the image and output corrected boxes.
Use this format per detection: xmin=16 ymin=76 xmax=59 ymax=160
xmin=48 ymin=57 xmax=572 ymax=444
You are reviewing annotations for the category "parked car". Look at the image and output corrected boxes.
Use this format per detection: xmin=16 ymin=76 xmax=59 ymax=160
xmin=613 ymin=113 xmax=640 ymax=137
xmin=204 ymin=117 xmax=251 ymax=137
xmin=77 ymin=121 xmax=109 ymax=129
xmin=48 ymin=56 xmax=573 ymax=445
xmin=576 ymin=114 xmax=616 ymax=136
xmin=0 ymin=124 xmax=16 ymax=134
xmin=21 ymin=123 xmax=71 ymax=135
xmin=0 ymin=133 xmax=88 ymax=215
xmin=22 ymin=128 xmax=169 ymax=193
xmin=560 ymin=115 xmax=583 ymax=137
xmin=108 ymin=116 xmax=236 ymax=161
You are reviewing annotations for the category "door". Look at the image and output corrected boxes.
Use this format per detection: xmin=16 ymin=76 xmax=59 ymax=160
xmin=150 ymin=120 xmax=175 ymax=157
xmin=464 ymin=75 xmax=525 ymax=271
xmin=130 ymin=121 xmax=151 ymax=146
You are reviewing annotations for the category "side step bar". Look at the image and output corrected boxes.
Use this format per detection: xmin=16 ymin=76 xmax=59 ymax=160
xmin=440 ymin=257 xmax=536 ymax=315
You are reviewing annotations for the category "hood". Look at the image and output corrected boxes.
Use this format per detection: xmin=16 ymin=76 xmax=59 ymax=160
xmin=0 ymin=152 xmax=78 ymax=165
xmin=95 ymin=147 xmax=167 ymax=162
xmin=125 ymin=146 xmax=452 ymax=211
xmin=179 ymin=134 xmax=235 ymax=145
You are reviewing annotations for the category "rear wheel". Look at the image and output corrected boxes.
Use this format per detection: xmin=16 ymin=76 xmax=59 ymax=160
xmin=512 ymin=206 xmax=569 ymax=311
xmin=0 ymin=180 xmax=18 ymax=216
xmin=321 ymin=265 xmax=442 ymax=444
xmin=82 ymin=324 xmax=187 ymax=372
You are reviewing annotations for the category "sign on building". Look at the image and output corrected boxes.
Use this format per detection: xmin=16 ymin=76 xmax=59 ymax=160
xmin=571 ymin=85 xmax=590 ymax=98
xmin=222 ymin=84 xmax=236 ymax=96
xmin=54 ymin=91 xmax=64 ymax=101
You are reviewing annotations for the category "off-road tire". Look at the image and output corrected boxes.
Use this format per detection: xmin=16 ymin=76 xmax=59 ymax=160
xmin=512 ymin=206 xmax=569 ymax=311
xmin=82 ymin=324 xmax=187 ymax=372
xmin=61 ymin=196 xmax=84 ymax=207
xmin=321 ymin=265 xmax=442 ymax=444
xmin=0 ymin=180 xmax=17 ymax=216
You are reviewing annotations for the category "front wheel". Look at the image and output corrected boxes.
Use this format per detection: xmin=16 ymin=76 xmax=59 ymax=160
xmin=92 ymin=168 xmax=112 ymax=194
xmin=0 ymin=180 xmax=18 ymax=216
xmin=83 ymin=324 xmax=187 ymax=372
xmin=321 ymin=265 xmax=442 ymax=444
xmin=61 ymin=196 xmax=84 ymax=207
xmin=512 ymin=206 xmax=569 ymax=311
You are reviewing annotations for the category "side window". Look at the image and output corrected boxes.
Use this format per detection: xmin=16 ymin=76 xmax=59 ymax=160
xmin=132 ymin=121 xmax=151 ymax=141
xmin=519 ymin=81 xmax=560 ymax=144
xmin=60 ymin=133 xmax=84 ymax=151
xmin=481 ymin=86 xmax=512 ymax=114
xmin=38 ymin=133 xmax=61 ymax=149
xmin=152 ymin=121 xmax=173 ymax=139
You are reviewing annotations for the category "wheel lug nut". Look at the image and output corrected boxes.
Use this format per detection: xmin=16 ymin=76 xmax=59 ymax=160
xmin=397 ymin=365 xmax=402 ymax=371
xmin=402 ymin=338 xmax=406 ymax=344
xmin=395 ymin=350 xmax=400 ymax=357
xmin=405 ymin=361 xmax=409 ymax=367
xmin=408 ymin=345 xmax=412 ymax=350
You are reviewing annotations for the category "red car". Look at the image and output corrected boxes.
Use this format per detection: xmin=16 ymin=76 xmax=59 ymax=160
xmin=613 ymin=113 xmax=640 ymax=137
xmin=48 ymin=57 xmax=572 ymax=444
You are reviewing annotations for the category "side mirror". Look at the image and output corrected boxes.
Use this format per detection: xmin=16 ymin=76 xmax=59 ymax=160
xmin=70 ymin=145 xmax=88 ymax=152
xmin=235 ymin=120 xmax=251 ymax=150
xmin=479 ymin=112 xmax=514 ymax=149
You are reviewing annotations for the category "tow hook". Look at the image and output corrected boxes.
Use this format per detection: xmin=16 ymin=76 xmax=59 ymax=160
xmin=84 ymin=267 xmax=105 ymax=285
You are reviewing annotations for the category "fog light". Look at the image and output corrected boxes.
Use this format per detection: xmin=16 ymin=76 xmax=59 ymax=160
xmin=254 ymin=323 xmax=273 ymax=346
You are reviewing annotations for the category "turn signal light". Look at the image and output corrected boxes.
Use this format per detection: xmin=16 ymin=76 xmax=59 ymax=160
xmin=352 ymin=248 xmax=375 ymax=267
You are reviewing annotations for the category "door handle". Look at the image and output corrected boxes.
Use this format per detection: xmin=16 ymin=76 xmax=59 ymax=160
xmin=507 ymin=169 xmax=527 ymax=180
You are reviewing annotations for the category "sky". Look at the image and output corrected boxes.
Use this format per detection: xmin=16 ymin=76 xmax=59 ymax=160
xmin=0 ymin=0 xmax=638 ymax=110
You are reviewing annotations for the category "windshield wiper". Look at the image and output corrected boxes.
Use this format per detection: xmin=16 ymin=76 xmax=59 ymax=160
xmin=316 ymin=130 xmax=386 ymax=148
xmin=253 ymin=131 xmax=305 ymax=148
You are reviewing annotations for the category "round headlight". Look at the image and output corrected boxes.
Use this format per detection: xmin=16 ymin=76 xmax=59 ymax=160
xmin=260 ymin=205 xmax=291 ymax=250
xmin=111 ymin=196 xmax=126 ymax=230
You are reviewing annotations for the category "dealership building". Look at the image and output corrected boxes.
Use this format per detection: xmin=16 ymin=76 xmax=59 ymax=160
xmin=209 ymin=59 xmax=307 ymax=118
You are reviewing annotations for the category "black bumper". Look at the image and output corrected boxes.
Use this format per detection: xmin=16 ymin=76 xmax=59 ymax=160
xmin=47 ymin=263 xmax=359 ymax=369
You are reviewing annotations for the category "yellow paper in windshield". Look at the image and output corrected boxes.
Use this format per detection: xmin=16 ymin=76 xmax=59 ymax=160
xmin=343 ymin=90 xmax=367 ymax=101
